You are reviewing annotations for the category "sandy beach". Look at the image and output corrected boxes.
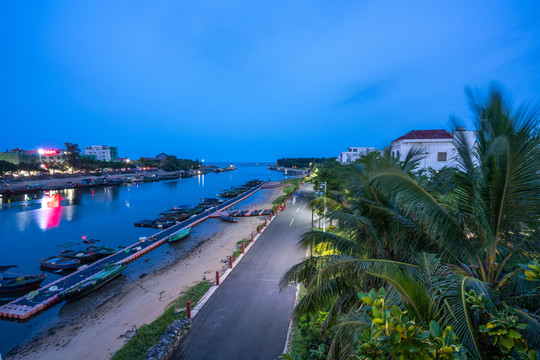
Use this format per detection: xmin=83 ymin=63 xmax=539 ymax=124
xmin=7 ymin=187 xmax=284 ymax=360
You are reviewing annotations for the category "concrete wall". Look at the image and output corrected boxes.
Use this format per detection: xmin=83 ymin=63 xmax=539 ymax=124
xmin=143 ymin=319 xmax=192 ymax=360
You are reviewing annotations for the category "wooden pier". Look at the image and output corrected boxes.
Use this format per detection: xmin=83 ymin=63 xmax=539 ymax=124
xmin=0 ymin=182 xmax=269 ymax=321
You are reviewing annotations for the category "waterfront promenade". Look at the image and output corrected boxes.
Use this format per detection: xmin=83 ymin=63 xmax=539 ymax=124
xmin=173 ymin=183 xmax=311 ymax=359
xmin=0 ymin=182 xmax=268 ymax=321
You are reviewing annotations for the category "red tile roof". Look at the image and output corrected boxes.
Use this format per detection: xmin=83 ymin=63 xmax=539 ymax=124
xmin=393 ymin=129 xmax=452 ymax=142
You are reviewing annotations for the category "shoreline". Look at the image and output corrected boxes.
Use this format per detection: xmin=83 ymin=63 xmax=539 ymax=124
xmin=0 ymin=167 xmax=236 ymax=194
xmin=6 ymin=186 xmax=284 ymax=360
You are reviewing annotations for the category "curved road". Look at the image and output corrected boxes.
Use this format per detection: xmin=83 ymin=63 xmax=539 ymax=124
xmin=172 ymin=184 xmax=312 ymax=360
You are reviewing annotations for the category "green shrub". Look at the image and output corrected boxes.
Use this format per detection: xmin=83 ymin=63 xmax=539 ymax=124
xmin=112 ymin=281 xmax=212 ymax=360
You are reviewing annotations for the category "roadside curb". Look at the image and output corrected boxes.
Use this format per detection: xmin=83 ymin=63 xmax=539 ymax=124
xmin=191 ymin=207 xmax=277 ymax=317
xmin=191 ymin=179 xmax=304 ymax=318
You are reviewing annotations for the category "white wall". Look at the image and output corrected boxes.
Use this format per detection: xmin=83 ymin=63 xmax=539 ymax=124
xmin=390 ymin=130 xmax=476 ymax=171
xmin=84 ymin=146 xmax=112 ymax=161
xmin=337 ymin=147 xmax=376 ymax=164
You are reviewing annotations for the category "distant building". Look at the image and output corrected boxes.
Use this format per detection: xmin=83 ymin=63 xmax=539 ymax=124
xmin=0 ymin=149 xmax=33 ymax=165
xmin=155 ymin=153 xmax=168 ymax=159
xmin=0 ymin=148 xmax=66 ymax=165
xmin=25 ymin=149 xmax=66 ymax=163
xmin=84 ymin=145 xmax=118 ymax=161
xmin=337 ymin=147 xmax=377 ymax=164
xmin=390 ymin=128 xmax=476 ymax=171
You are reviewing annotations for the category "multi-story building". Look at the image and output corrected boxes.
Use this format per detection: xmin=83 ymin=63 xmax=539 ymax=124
xmin=0 ymin=148 xmax=66 ymax=165
xmin=390 ymin=128 xmax=476 ymax=171
xmin=83 ymin=145 xmax=118 ymax=161
xmin=26 ymin=149 xmax=66 ymax=163
xmin=337 ymin=147 xmax=376 ymax=164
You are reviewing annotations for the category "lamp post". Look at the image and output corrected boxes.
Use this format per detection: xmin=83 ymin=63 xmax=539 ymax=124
xmin=322 ymin=181 xmax=327 ymax=232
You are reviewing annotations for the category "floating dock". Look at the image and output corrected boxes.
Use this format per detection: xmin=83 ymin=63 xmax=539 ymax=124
xmin=210 ymin=208 xmax=273 ymax=218
xmin=0 ymin=182 xmax=269 ymax=321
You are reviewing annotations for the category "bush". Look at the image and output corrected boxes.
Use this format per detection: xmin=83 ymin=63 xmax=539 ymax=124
xmin=112 ymin=281 xmax=212 ymax=360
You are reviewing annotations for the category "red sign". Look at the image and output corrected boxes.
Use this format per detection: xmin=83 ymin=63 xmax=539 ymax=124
xmin=42 ymin=149 xmax=58 ymax=155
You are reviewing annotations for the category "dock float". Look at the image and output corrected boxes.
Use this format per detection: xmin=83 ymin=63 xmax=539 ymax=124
xmin=0 ymin=182 xmax=268 ymax=321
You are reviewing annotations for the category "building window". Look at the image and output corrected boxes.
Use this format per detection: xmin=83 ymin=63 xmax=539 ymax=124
xmin=392 ymin=151 xmax=395 ymax=157
xmin=397 ymin=150 xmax=400 ymax=159
xmin=437 ymin=152 xmax=447 ymax=161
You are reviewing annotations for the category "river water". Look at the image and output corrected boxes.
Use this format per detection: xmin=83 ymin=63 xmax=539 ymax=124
xmin=0 ymin=163 xmax=285 ymax=355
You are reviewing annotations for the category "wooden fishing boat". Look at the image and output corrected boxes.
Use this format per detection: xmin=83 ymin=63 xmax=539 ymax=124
xmin=40 ymin=256 xmax=80 ymax=271
xmin=200 ymin=198 xmax=224 ymax=204
xmin=0 ymin=266 xmax=47 ymax=295
xmin=59 ymin=264 xmax=126 ymax=301
xmin=220 ymin=214 xmax=240 ymax=223
xmin=82 ymin=239 xmax=117 ymax=258
xmin=168 ymin=227 xmax=191 ymax=243
xmin=58 ymin=242 xmax=98 ymax=263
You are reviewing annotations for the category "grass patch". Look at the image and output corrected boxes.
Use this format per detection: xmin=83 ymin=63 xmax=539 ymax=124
xmin=282 ymin=286 xmax=329 ymax=360
xmin=112 ymin=281 xmax=213 ymax=360
xmin=272 ymin=177 xmax=305 ymax=211
xmin=232 ymin=238 xmax=252 ymax=261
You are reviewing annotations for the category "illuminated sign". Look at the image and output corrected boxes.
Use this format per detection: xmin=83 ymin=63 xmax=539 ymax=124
xmin=39 ymin=149 xmax=59 ymax=156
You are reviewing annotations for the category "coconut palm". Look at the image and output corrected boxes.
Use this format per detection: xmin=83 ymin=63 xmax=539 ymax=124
xmin=281 ymin=84 xmax=540 ymax=358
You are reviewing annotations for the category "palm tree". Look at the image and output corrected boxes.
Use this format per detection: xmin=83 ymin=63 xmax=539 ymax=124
xmin=281 ymin=84 xmax=540 ymax=358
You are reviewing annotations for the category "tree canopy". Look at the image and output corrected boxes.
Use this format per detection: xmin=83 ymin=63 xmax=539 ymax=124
xmin=282 ymin=84 xmax=540 ymax=360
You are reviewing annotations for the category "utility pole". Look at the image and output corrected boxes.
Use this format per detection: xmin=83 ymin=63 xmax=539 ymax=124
xmin=322 ymin=181 xmax=327 ymax=232
xmin=311 ymin=207 xmax=313 ymax=231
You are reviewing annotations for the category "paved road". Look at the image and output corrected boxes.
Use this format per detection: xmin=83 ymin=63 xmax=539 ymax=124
xmin=173 ymin=184 xmax=312 ymax=360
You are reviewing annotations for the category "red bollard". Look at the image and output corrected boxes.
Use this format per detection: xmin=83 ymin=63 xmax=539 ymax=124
xmin=265 ymin=219 xmax=267 ymax=227
xmin=229 ymin=255 xmax=233 ymax=268
xmin=216 ymin=271 xmax=220 ymax=285
xmin=251 ymin=232 xmax=254 ymax=242
xmin=186 ymin=301 xmax=191 ymax=319
xmin=242 ymin=242 xmax=245 ymax=254
xmin=258 ymin=225 xmax=261 ymax=234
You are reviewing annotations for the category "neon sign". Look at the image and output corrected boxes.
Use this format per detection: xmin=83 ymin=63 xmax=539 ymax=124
xmin=40 ymin=149 xmax=59 ymax=156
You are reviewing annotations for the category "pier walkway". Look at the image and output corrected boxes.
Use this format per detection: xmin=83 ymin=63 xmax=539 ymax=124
xmin=0 ymin=182 xmax=268 ymax=321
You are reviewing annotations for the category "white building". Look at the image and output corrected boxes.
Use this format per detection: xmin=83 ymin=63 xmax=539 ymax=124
xmin=390 ymin=128 xmax=476 ymax=171
xmin=84 ymin=145 xmax=118 ymax=161
xmin=337 ymin=147 xmax=376 ymax=164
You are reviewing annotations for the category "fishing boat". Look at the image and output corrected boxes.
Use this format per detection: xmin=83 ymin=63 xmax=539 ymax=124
xmin=57 ymin=242 xmax=98 ymax=263
xmin=168 ymin=227 xmax=191 ymax=243
xmin=82 ymin=239 xmax=117 ymax=258
xmin=40 ymin=256 xmax=80 ymax=271
xmin=59 ymin=263 xmax=126 ymax=301
xmin=200 ymin=198 xmax=224 ymax=204
xmin=0 ymin=266 xmax=47 ymax=296
xmin=220 ymin=214 xmax=240 ymax=223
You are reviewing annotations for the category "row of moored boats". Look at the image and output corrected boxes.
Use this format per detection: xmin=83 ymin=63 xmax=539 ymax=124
xmin=1 ymin=179 xmax=263 ymax=308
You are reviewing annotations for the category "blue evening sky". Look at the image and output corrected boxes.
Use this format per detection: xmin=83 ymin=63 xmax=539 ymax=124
xmin=1 ymin=1 xmax=539 ymax=162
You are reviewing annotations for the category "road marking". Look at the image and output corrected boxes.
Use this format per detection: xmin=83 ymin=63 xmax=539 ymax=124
xmin=296 ymin=208 xmax=299 ymax=213
xmin=289 ymin=218 xmax=294 ymax=226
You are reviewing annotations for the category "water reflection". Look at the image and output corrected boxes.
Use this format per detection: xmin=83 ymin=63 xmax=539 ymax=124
xmin=197 ymin=174 xmax=205 ymax=187
xmin=36 ymin=194 xmax=63 ymax=230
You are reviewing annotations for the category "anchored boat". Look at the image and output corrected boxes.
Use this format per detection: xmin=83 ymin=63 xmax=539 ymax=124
xmin=57 ymin=242 xmax=98 ymax=263
xmin=40 ymin=256 xmax=80 ymax=271
xmin=0 ymin=266 xmax=47 ymax=297
xmin=82 ymin=239 xmax=117 ymax=258
xmin=167 ymin=227 xmax=191 ymax=243
xmin=220 ymin=214 xmax=240 ymax=223
xmin=59 ymin=263 xmax=126 ymax=301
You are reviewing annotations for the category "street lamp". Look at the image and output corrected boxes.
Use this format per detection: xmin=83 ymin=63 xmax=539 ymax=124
xmin=321 ymin=181 xmax=327 ymax=232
